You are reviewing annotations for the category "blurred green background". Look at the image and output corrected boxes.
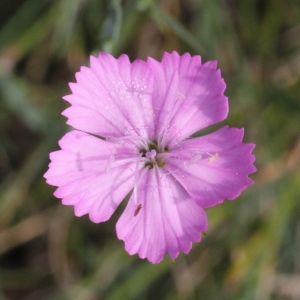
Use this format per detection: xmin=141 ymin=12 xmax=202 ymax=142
xmin=0 ymin=0 xmax=299 ymax=299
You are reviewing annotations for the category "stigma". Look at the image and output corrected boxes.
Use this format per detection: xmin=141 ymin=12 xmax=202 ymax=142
xmin=146 ymin=149 xmax=157 ymax=159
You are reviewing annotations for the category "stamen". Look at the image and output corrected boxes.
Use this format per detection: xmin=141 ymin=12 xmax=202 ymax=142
xmin=106 ymin=135 xmax=155 ymax=150
xmin=208 ymin=153 xmax=218 ymax=163
xmin=184 ymin=154 xmax=202 ymax=168
xmin=159 ymin=129 xmax=168 ymax=152
xmin=105 ymin=155 xmax=115 ymax=173
xmin=161 ymin=148 xmax=217 ymax=168
xmin=133 ymin=159 xmax=140 ymax=205
xmin=105 ymin=155 xmax=147 ymax=173
xmin=133 ymin=167 xmax=148 ymax=206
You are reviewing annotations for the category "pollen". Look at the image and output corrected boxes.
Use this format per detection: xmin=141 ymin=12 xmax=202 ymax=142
xmin=208 ymin=153 xmax=218 ymax=163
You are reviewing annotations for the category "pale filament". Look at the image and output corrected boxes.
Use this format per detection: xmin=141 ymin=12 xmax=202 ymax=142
xmin=183 ymin=154 xmax=203 ymax=168
xmin=133 ymin=166 xmax=148 ymax=206
xmin=105 ymin=154 xmax=148 ymax=173
xmin=160 ymin=148 xmax=218 ymax=167
xmin=106 ymin=135 xmax=157 ymax=150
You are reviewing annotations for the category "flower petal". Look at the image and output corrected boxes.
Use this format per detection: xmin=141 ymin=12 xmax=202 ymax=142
xmin=116 ymin=168 xmax=208 ymax=264
xmin=165 ymin=126 xmax=256 ymax=208
xmin=148 ymin=51 xmax=228 ymax=145
xmin=62 ymin=53 xmax=156 ymax=139
xmin=44 ymin=130 xmax=137 ymax=222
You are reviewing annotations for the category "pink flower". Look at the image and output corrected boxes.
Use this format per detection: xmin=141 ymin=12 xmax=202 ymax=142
xmin=44 ymin=51 xmax=256 ymax=263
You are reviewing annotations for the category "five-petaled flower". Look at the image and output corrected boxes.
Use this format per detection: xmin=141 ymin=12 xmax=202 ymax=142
xmin=44 ymin=51 xmax=256 ymax=264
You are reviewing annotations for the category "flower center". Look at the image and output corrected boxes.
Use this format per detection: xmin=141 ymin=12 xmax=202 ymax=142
xmin=140 ymin=140 xmax=168 ymax=169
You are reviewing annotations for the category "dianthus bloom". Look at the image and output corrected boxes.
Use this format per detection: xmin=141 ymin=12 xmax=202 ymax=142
xmin=44 ymin=51 xmax=256 ymax=263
